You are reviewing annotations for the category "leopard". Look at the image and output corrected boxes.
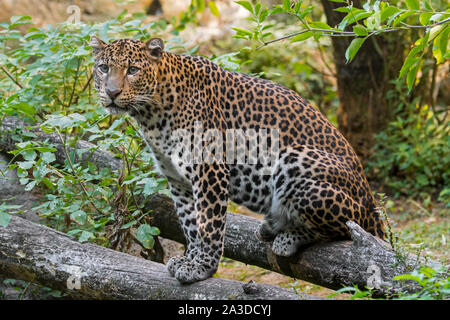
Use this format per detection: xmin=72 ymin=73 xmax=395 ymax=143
xmin=90 ymin=35 xmax=386 ymax=284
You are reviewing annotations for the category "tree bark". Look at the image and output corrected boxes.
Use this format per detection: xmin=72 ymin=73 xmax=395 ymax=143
xmin=320 ymin=0 xmax=407 ymax=162
xmin=0 ymin=116 xmax=430 ymax=297
xmin=0 ymin=215 xmax=312 ymax=300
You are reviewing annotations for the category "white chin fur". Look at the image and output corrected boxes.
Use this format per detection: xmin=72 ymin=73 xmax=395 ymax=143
xmin=106 ymin=105 xmax=126 ymax=115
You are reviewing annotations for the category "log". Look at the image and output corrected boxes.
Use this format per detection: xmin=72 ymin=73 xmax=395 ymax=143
xmin=147 ymin=194 xmax=424 ymax=297
xmin=0 ymin=215 xmax=313 ymax=300
xmin=0 ymin=116 xmax=431 ymax=297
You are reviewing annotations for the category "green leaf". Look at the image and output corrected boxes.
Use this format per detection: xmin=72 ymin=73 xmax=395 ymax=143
xmin=380 ymin=6 xmax=401 ymax=23
xmin=308 ymin=21 xmax=332 ymax=30
xmin=290 ymin=31 xmax=313 ymax=42
xmin=148 ymin=226 xmax=160 ymax=236
xmin=407 ymin=64 xmax=419 ymax=90
xmin=259 ymin=8 xmax=269 ymax=22
xmin=70 ymin=210 xmax=87 ymax=225
xmin=141 ymin=178 xmax=164 ymax=197
xmin=422 ymin=0 xmax=432 ymax=10
xmin=433 ymin=25 xmax=449 ymax=63
xmin=120 ymin=220 xmax=138 ymax=229
xmin=42 ymin=113 xmax=87 ymax=130
xmin=67 ymin=229 xmax=82 ymax=237
xmin=41 ymin=152 xmax=56 ymax=164
xmin=293 ymin=1 xmax=302 ymax=12
xmin=428 ymin=25 xmax=444 ymax=42
xmin=24 ymin=180 xmax=36 ymax=191
xmin=345 ymin=37 xmax=366 ymax=63
xmin=196 ymin=0 xmax=206 ymax=13
xmin=235 ymin=1 xmax=253 ymax=14
xmin=16 ymin=102 xmax=36 ymax=116
xmin=35 ymin=147 xmax=57 ymax=153
xmin=18 ymin=161 xmax=34 ymax=170
xmin=0 ymin=211 xmax=11 ymax=227
xmin=416 ymin=174 xmax=429 ymax=186
xmin=419 ymin=12 xmax=433 ymax=25
xmin=393 ymin=11 xmax=415 ymax=27
xmin=405 ymin=0 xmax=420 ymax=10
xmin=22 ymin=150 xmax=37 ymax=161
xmin=269 ymin=7 xmax=284 ymax=15
xmin=9 ymin=15 xmax=32 ymax=29
xmin=232 ymin=28 xmax=253 ymax=37
xmin=136 ymin=224 xmax=158 ymax=249
xmin=78 ymin=231 xmax=94 ymax=243
xmin=16 ymin=141 xmax=32 ymax=149
xmin=393 ymin=274 xmax=421 ymax=282
xmin=293 ymin=62 xmax=313 ymax=74
xmin=254 ymin=3 xmax=261 ymax=16
xmin=208 ymin=1 xmax=220 ymax=17
xmin=353 ymin=25 xmax=368 ymax=36
xmin=399 ymin=44 xmax=423 ymax=78
xmin=334 ymin=7 xmax=351 ymax=13
xmin=366 ymin=11 xmax=381 ymax=30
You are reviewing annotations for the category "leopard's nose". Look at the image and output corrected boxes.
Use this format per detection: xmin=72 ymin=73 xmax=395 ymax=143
xmin=106 ymin=88 xmax=122 ymax=99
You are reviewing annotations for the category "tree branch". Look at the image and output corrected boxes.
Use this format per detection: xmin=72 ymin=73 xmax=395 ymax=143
xmin=0 ymin=65 xmax=25 ymax=89
xmin=0 ymin=214 xmax=311 ymax=300
xmin=256 ymin=17 xmax=450 ymax=49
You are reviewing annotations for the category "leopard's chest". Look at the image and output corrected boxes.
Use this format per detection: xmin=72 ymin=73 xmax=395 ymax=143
xmin=140 ymin=127 xmax=192 ymax=190
xmin=139 ymin=123 xmax=275 ymax=214
xmin=147 ymin=144 xmax=274 ymax=214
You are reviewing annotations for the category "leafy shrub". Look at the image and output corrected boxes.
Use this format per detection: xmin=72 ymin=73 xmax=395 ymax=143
xmin=0 ymin=13 xmax=177 ymax=249
xmin=393 ymin=265 xmax=450 ymax=300
xmin=367 ymin=92 xmax=449 ymax=200
xmin=329 ymin=265 xmax=449 ymax=300
xmin=233 ymin=0 xmax=450 ymax=91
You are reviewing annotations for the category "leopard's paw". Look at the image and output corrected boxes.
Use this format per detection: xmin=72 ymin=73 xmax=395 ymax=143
xmin=271 ymin=232 xmax=301 ymax=257
xmin=166 ymin=255 xmax=189 ymax=277
xmin=174 ymin=261 xmax=216 ymax=284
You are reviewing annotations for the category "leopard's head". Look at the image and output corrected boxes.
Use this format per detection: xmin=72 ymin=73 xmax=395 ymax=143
xmin=89 ymin=36 xmax=164 ymax=115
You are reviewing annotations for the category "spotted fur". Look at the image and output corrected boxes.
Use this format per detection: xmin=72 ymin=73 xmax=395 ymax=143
xmin=90 ymin=36 xmax=385 ymax=283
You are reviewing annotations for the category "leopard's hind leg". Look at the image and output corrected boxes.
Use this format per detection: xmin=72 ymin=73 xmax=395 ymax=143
xmin=270 ymin=226 xmax=324 ymax=257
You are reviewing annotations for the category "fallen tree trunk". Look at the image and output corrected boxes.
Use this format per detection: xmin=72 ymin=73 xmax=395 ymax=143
xmin=147 ymin=194 xmax=422 ymax=297
xmin=0 ymin=215 xmax=311 ymax=300
xmin=0 ymin=116 xmax=429 ymax=297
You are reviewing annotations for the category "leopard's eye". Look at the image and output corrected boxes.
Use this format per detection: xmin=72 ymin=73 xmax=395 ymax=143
xmin=98 ymin=64 xmax=109 ymax=73
xmin=127 ymin=66 xmax=140 ymax=75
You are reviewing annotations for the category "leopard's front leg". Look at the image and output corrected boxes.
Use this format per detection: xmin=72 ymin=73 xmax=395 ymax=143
xmin=165 ymin=183 xmax=199 ymax=277
xmin=171 ymin=163 xmax=229 ymax=284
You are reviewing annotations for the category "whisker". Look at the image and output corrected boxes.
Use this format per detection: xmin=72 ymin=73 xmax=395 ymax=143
xmin=134 ymin=95 xmax=162 ymax=106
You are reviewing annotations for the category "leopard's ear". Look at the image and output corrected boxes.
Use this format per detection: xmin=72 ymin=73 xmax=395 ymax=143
xmin=90 ymin=35 xmax=106 ymax=57
xmin=146 ymin=38 xmax=164 ymax=61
